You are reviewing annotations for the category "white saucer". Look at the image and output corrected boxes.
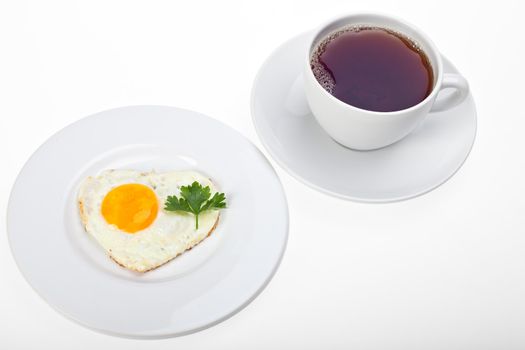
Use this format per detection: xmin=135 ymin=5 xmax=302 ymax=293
xmin=251 ymin=33 xmax=477 ymax=202
xmin=7 ymin=106 xmax=288 ymax=338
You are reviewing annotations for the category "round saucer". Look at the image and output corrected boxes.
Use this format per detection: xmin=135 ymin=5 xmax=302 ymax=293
xmin=251 ymin=33 xmax=477 ymax=202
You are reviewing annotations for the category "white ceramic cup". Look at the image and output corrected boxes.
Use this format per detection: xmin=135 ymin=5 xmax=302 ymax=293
xmin=304 ymin=13 xmax=469 ymax=150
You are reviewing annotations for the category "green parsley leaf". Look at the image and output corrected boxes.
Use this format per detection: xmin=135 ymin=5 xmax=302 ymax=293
xmin=164 ymin=181 xmax=227 ymax=229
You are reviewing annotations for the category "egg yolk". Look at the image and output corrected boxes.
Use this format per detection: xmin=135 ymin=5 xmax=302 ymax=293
xmin=101 ymin=183 xmax=158 ymax=234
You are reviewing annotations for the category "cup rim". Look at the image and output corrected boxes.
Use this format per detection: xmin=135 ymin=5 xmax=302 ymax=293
xmin=305 ymin=12 xmax=444 ymax=116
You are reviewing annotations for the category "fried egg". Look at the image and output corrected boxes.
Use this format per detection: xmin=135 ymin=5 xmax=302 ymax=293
xmin=77 ymin=170 xmax=220 ymax=272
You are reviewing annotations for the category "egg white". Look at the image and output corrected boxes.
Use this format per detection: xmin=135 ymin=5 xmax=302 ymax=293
xmin=78 ymin=170 xmax=220 ymax=272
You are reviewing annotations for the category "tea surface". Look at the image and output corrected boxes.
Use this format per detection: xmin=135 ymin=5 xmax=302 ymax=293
xmin=311 ymin=27 xmax=433 ymax=112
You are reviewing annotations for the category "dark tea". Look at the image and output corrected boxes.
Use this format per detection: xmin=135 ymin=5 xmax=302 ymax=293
xmin=310 ymin=26 xmax=434 ymax=112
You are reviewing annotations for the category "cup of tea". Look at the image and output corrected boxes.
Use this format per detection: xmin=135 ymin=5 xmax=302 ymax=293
xmin=304 ymin=13 xmax=469 ymax=150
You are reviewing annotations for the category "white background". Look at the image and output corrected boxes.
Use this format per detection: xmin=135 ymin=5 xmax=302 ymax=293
xmin=1 ymin=0 xmax=524 ymax=349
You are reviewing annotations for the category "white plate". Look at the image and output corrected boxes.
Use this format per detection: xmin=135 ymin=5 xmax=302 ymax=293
xmin=7 ymin=106 xmax=288 ymax=338
xmin=251 ymin=33 xmax=477 ymax=202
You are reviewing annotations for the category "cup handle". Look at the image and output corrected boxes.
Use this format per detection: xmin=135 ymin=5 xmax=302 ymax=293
xmin=430 ymin=73 xmax=469 ymax=113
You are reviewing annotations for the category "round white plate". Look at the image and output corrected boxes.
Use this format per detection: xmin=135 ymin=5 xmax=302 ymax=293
xmin=7 ymin=106 xmax=288 ymax=338
xmin=251 ymin=33 xmax=477 ymax=202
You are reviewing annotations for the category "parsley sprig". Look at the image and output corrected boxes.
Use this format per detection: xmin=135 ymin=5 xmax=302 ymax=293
xmin=164 ymin=181 xmax=226 ymax=229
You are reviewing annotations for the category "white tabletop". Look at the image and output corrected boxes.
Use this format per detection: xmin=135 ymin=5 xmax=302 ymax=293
xmin=1 ymin=0 xmax=524 ymax=349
